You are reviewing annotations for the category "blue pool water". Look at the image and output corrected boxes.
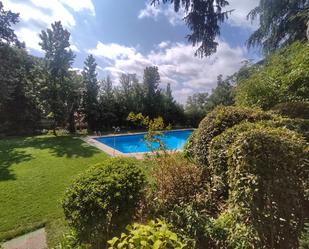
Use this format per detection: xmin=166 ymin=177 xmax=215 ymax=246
xmin=95 ymin=130 xmax=193 ymax=153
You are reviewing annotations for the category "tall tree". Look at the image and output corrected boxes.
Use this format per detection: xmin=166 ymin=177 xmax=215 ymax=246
xmin=248 ymin=0 xmax=309 ymax=54
xmin=82 ymin=54 xmax=99 ymax=131
xmin=143 ymin=66 xmax=161 ymax=118
xmin=0 ymin=1 xmax=22 ymax=46
xmin=99 ymin=76 xmax=117 ymax=129
xmin=152 ymin=0 xmax=231 ymax=57
xmin=39 ymin=21 xmax=75 ymax=134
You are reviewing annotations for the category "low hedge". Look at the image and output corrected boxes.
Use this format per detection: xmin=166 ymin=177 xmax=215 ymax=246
xmin=62 ymin=158 xmax=146 ymax=248
xmin=193 ymin=106 xmax=274 ymax=166
xmin=227 ymin=127 xmax=307 ymax=248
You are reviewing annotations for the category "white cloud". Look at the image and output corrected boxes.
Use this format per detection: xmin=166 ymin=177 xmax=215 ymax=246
xmin=138 ymin=3 xmax=184 ymax=26
xmin=138 ymin=0 xmax=259 ymax=29
xmin=2 ymin=0 xmax=95 ymax=51
xmin=89 ymin=41 xmax=247 ymax=104
xmin=70 ymin=44 xmax=80 ymax=53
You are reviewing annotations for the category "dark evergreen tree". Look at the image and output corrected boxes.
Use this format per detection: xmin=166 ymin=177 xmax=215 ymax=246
xmin=82 ymin=54 xmax=99 ymax=131
xmin=247 ymin=0 xmax=309 ymax=54
xmin=152 ymin=0 xmax=232 ymax=57
xmin=142 ymin=66 xmax=161 ymax=118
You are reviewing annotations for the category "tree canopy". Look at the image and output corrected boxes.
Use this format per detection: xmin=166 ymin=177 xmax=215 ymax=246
xmin=153 ymin=0 xmax=232 ymax=57
xmin=247 ymin=0 xmax=309 ymax=54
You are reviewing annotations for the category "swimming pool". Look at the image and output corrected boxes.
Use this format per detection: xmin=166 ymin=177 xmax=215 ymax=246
xmin=95 ymin=129 xmax=193 ymax=154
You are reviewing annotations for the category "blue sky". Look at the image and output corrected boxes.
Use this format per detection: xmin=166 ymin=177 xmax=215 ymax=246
xmin=3 ymin=0 xmax=260 ymax=103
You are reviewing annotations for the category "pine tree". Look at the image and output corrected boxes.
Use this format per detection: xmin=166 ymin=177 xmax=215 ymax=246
xmin=82 ymin=54 xmax=99 ymax=131
xmin=142 ymin=66 xmax=161 ymax=118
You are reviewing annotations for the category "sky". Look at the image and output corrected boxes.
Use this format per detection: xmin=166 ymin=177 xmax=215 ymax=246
xmin=3 ymin=0 xmax=261 ymax=104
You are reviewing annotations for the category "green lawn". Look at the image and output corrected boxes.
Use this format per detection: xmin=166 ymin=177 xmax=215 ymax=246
xmin=0 ymin=135 xmax=108 ymax=246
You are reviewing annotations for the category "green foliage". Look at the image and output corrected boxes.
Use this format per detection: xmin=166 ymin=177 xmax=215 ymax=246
xmin=0 ymin=44 xmax=42 ymax=135
xmin=236 ymin=42 xmax=309 ymax=110
xmin=185 ymin=74 xmax=235 ymax=127
xmin=227 ymin=127 xmax=307 ymax=248
xmin=107 ymin=219 xmax=187 ymax=249
xmin=247 ymin=0 xmax=309 ymax=54
xmin=53 ymin=230 xmax=84 ymax=249
xmin=271 ymin=102 xmax=309 ymax=119
xmin=149 ymin=155 xmax=205 ymax=210
xmin=127 ymin=112 xmax=170 ymax=152
xmin=299 ymin=223 xmax=309 ymax=249
xmin=183 ymin=130 xmax=197 ymax=158
xmin=193 ymin=106 xmax=273 ymax=166
xmin=39 ymin=21 xmax=76 ymax=133
xmin=62 ymin=158 xmax=146 ymax=248
xmin=82 ymin=54 xmax=99 ymax=131
xmin=0 ymin=1 xmax=21 ymax=46
xmin=153 ymin=0 xmax=231 ymax=57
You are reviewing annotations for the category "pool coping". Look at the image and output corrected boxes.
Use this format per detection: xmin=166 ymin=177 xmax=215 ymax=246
xmin=81 ymin=128 xmax=193 ymax=160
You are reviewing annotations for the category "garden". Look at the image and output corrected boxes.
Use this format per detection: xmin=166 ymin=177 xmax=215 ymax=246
xmin=1 ymin=0 xmax=309 ymax=248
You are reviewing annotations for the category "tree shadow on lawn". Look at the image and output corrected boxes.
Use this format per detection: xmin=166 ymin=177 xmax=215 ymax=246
xmin=0 ymin=144 xmax=33 ymax=181
xmin=23 ymin=136 xmax=101 ymax=158
xmin=0 ymin=136 xmax=102 ymax=181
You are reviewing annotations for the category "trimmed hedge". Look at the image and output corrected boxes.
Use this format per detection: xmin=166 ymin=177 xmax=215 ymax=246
xmin=193 ymin=106 xmax=274 ymax=166
xmin=62 ymin=158 xmax=146 ymax=248
xmin=227 ymin=127 xmax=307 ymax=248
xmin=272 ymin=102 xmax=309 ymax=119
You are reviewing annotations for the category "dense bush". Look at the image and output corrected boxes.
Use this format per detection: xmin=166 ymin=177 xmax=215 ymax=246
xmin=148 ymin=155 xmax=206 ymax=211
xmin=299 ymin=223 xmax=309 ymax=249
xmin=236 ymin=42 xmax=309 ymax=110
xmin=227 ymin=128 xmax=307 ymax=248
xmin=193 ymin=106 xmax=273 ymax=166
xmin=183 ymin=130 xmax=197 ymax=158
xmin=271 ymin=102 xmax=309 ymax=119
xmin=107 ymin=219 xmax=187 ymax=249
xmin=145 ymin=155 xmax=220 ymax=248
xmin=62 ymin=158 xmax=146 ymax=248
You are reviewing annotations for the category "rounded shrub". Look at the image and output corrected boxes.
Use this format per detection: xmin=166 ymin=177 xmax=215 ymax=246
xmin=194 ymin=106 xmax=274 ymax=166
xmin=208 ymin=121 xmax=275 ymax=198
xmin=107 ymin=219 xmax=187 ymax=249
xmin=62 ymin=157 xmax=146 ymax=248
xmin=272 ymin=101 xmax=309 ymax=119
xmin=227 ymin=127 xmax=307 ymax=248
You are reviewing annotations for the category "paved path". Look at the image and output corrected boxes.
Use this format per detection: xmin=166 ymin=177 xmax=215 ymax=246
xmin=2 ymin=228 xmax=47 ymax=249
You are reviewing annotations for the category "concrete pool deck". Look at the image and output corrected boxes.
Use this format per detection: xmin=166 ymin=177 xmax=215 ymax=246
xmin=81 ymin=129 xmax=193 ymax=159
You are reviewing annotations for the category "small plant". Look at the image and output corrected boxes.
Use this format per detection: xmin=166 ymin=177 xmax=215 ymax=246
xmin=62 ymin=158 xmax=146 ymax=248
xmin=107 ymin=219 xmax=187 ymax=249
xmin=127 ymin=112 xmax=171 ymax=153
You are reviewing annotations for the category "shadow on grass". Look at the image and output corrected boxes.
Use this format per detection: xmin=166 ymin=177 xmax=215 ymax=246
xmin=0 ymin=136 xmax=102 ymax=181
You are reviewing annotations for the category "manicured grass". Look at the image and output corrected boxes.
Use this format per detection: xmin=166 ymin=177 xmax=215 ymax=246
xmin=0 ymin=135 xmax=108 ymax=245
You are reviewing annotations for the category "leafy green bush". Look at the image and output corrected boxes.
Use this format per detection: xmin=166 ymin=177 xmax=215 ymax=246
xmin=236 ymin=42 xmax=309 ymax=110
xmin=194 ymin=106 xmax=273 ymax=166
xmin=227 ymin=127 xmax=307 ymax=248
xmin=62 ymin=158 xmax=146 ymax=248
xmin=183 ymin=130 xmax=197 ymax=158
xmin=107 ymin=219 xmax=187 ymax=249
xmin=272 ymin=102 xmax=309 ymax=119
xmin=299 ymin=223 xmax=309 ymax=249
xmin=52 ymin=230 xmax=84 ymax=249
